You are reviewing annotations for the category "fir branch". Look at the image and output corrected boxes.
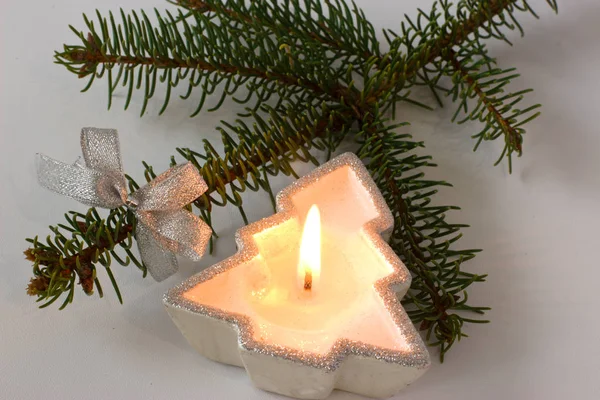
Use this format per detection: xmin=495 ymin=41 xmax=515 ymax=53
xmin=27 ymin=0 xmax=559 ymax=360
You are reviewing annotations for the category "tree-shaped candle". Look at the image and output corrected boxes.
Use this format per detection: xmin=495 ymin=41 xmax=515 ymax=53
xmin=164 ymin=153 xmax=430 ymax=399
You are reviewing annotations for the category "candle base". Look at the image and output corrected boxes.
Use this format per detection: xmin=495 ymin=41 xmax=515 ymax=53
xmin=166 ymin=301 xmax=428 ymax=399
xmin=241 ymin=347 xmax=427 ymax=399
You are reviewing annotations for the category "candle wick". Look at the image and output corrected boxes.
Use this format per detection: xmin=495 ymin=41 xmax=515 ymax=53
xmin=303 ymin=270 xmax=312 ymax=291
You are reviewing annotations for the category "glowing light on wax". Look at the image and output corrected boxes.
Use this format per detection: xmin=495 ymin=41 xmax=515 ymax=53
xmin=297 ymin=205 xmax=321 ymax=292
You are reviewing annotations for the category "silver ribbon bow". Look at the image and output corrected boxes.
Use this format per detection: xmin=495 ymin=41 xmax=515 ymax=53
xmin=36 ymin=127 xmax=212 ymax=281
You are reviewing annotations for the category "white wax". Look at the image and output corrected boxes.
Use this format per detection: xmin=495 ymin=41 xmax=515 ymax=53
xmin=184 ymin=218 xmax=410 ymax=355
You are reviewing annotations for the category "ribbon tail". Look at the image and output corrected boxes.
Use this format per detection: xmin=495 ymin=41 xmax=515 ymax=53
xmin=135 ymin=223 xmax=179 ymax=282
xmin=137 ymin=209 xmax=211 ymax=261
xmin=35 ymin=154 xmax=125 ymax=209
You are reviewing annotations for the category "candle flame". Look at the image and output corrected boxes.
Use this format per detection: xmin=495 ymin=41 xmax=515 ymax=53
xmin=298 ymin=205 xmax=321 ymax=292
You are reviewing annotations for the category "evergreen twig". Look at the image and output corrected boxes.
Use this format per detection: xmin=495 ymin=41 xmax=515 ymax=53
xmin=445 ymin=49 xmax=540 ymax=171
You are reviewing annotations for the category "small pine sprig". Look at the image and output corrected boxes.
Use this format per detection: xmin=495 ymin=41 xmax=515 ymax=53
xmin=25 ymin=207 xmax=140 ymax=309
xmin=387 ymin=0 xmax=556 ymax=168
xmin=445 ymin=49 xmax=541 ymax=171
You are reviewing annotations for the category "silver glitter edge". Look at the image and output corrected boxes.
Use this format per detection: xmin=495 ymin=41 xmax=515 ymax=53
xmin=164 ymin=152 xmax=431 ymax=371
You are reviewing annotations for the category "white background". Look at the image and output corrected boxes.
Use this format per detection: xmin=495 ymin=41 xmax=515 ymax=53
xmin=1 ymin=1 xmax=599 ymax=399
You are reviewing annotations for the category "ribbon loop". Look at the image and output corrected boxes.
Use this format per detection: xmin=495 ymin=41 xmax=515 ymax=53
xmin=80 ymin=128 xmax=123 ymax=172
xmin=130 ymin=163 xmax=207 ymax=212
xmin=36 ymin=127 xmax=211 ymax=281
